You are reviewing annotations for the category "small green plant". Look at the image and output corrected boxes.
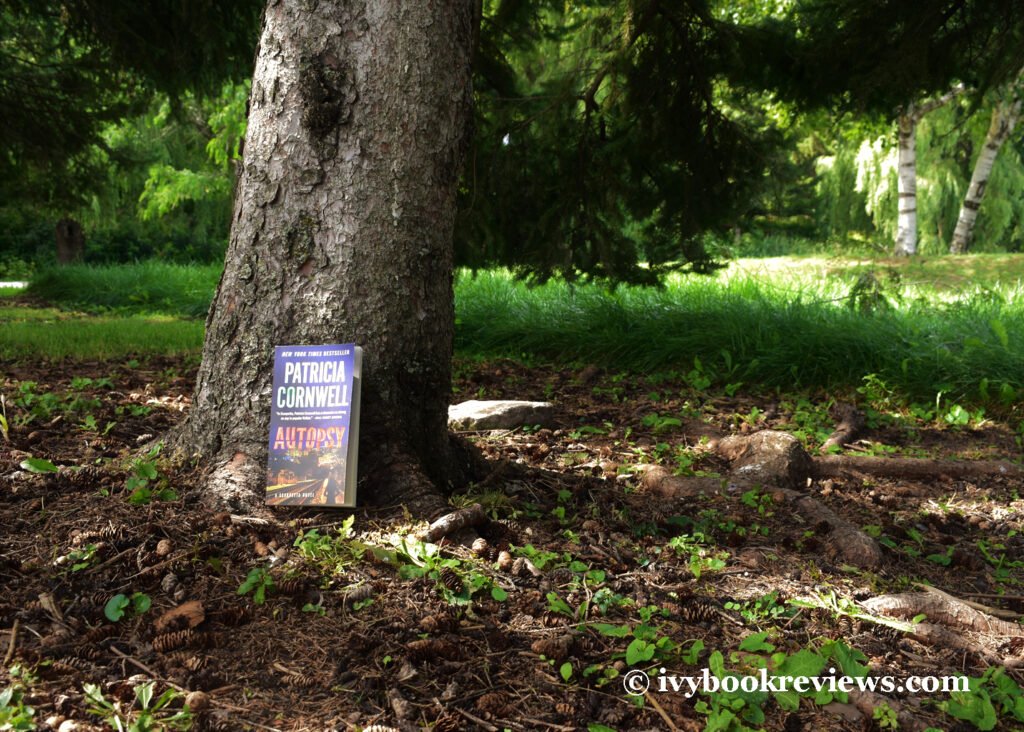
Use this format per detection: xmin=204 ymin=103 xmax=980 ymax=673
xmin=292 ymin=516 xmax=364 ymax=574
xmin=19 ymin=457 xmax=59 ymax=474
xmin=0 ymin=683 xmax=36 ymax=731
xmin=641 ymin=412 xmax=683 ymax=433
xmin=238 ymin=567 xmax=275 ymax=605
xmin=666 ymin=534 xmax=728 ymax=579
xmin=940 ymin=666 xmax=1024 ymax=730
xmin=61 ymin=543 xmax=100 ymax=572
xmin=104 ymin=592 xmax=152 ymax=622
xmin=126 ymin=445 xmax=177 ymax=505
xmin=84 ymin=680 xmax=191 ymax=732
xmin=873 ymin=702 xmax=899 ymax=730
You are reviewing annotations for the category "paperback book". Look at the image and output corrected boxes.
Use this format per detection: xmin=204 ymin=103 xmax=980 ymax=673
xmin=265 ymin=344 xmax=362 ymax=506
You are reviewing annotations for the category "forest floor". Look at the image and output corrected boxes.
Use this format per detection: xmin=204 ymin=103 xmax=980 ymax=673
xmin=3 ymin=352 xmax=1024 ymax=731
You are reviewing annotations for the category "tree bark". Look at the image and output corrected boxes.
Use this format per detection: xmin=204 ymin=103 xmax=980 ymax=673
xmin=894 ymin=108 xmax=919 ymax=256
xmin=169 ymin=0 xmax=477 ymax=515
xmin=949 ymin=96 xmax=1023 ymax=253
xmin=55 ymin=217 xmax=84 ymax=265
xmin=893 ymin=86 xmax=966 ymax=257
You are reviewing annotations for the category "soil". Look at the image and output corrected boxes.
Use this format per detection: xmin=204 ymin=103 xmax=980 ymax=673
xmin=3 ymin=353 xmax=1024 ymax=731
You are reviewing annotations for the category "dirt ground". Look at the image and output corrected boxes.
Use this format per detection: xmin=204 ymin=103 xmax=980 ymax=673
xmin=3 ymin=353 xmax=1024 ymax=731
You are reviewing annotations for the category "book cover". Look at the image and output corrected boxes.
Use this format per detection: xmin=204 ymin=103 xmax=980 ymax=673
xmin=265 ymin=344 xmax=362 ymax=506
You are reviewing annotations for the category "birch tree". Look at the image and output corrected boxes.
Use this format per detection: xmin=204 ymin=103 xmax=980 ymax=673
xmin=893 ymin=86 xmax=967 ymax=256
xmin=950 ymin=77 xmax=1024 ymax=253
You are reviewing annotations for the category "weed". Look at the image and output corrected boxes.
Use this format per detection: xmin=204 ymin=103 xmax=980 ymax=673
xmin=939 ymin=667 xmax=1024 ymax=730
xmin=104 ymin=592 xmax=152 ymax=622
xmin=84 ymin=680 xmax=191 ymax=731
xmin=0 ymin=683 xmax=35 ymax=730
xmin=125 ymin=445 xmax=177 ymax=505
xmin=238 ymin=567 xmax=275 ymax=605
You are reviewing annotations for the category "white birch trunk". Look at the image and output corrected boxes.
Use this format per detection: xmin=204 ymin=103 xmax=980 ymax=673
xmin=892 ymin=85 xmax=967 ymax=257
xmin=894 ymin=109 xmax=918 ymax=256
xmin=950 ymin=98 xmax=1023 ymax=253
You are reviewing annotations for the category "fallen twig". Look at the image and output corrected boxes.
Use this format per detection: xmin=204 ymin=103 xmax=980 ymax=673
xmin=3 ymin=619 xmax=18 ymax=666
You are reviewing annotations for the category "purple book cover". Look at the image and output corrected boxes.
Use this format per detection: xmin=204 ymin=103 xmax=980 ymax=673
xmin=265 ymin=344 xmax=362 ymax=506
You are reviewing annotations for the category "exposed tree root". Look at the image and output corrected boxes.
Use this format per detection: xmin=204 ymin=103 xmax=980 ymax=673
xmin=773 ymin=487 xmax=883 ymax=569
xmin=417 ymin=503 xmax=487 ymax=542
xmin=197 ymin=451 xmax=275 ymax=516
xmin=363 ymin=452 xmax=450 ymax=520
xmin=813 ymin=454 xmax=1024 ymax=481
xmin=636 ymin=465 xmax=725 ymax=499
xmin=820 ymin=403 xmax=865 ymax=453
xmin=863 ymin=592 xmax=1024 ymax=637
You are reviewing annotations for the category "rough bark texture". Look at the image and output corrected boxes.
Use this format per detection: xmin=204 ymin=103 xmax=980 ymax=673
xmin=950 ymin=96 xmax=1023 ymax=253
xmin=171 ymin=0 xmax=476 ymax=514
xmin=718 ymin=431 xmax=813 ymax=490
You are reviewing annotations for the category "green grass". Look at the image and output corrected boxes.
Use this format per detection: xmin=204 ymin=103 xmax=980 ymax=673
xmin=27 ymin=261 xmax=221 ymax=317
xmin=455 ymin=268 xmax=1024 ymax=405
xmin=0 ymin=311 xmax=204 ymax=360
xmin=13 ymin=257 xmax=1024 ymax=406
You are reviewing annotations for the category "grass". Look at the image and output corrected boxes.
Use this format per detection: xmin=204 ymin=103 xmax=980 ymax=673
xmin=27 ymin=261 xmax=221 ymax=317
xmin=455 ymin=268 xmax=1024 ymax=405
xmin=12 ymin=257 xmax=1024 ymax=405
xmin=0 ymin=309 xmax=203 ymax=360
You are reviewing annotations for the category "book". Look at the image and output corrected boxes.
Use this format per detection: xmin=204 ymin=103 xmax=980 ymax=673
xmin=265 ymin=344 xmax=362 ymax=506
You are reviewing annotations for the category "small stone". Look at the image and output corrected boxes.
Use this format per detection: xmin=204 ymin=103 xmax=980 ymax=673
xmin=448 ymin=400 xmax=555 ymax=431
xmin=496 ymin=550 xmax=513 ymax=571
xmin=58 ymin=719 xmax=80 ymax=732
xmin=155 ymin=539 xmax=173 ymax=557
xmin=185 ymin=690 xmax=210 ymax=712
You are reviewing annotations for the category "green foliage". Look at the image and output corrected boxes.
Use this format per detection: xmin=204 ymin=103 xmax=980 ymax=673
xmin=104 ymin=592 xmax=152 ymax=622
xmin=19 ymin=457 xmax=58 ymax=474
xmin=0 ymin=683 xmax=36 ymax=731
xmin=126 ymin=445 xmax=177 ymax=505
xmin=292 ymin=516 xmax=362 ymax=574
xmin=237 ymin=567 xmax=274 ymax=605
xmin=940 ymin=667 xmax=1024 ymax=730
xmin=84 ymin=680 xmax=192 ymax=732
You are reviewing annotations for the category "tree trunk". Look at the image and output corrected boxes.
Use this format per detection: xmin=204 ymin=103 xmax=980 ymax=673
xmin=894 ymin=109 xmax=918 ymax=256
xmin=169 ymin=0 xmax=477 ymax=515
xmin=949 ymin=97 xmax=1023 ymax=253
xmin=55 ymin=217 xmax=84 ymax=265
xmin=892 ymin=86 xmax=966 ymax=257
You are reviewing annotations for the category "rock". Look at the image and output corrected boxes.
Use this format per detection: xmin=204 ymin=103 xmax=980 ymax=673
xmin=718 ymin=430 xmax=812 ymax=490
xmin=448 ymin=400 xmax=554 ymax=431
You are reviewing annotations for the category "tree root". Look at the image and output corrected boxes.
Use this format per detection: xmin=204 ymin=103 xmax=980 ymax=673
xmin=416 ymin=503 xmax=487 ymax=542
xmin=813 ymin=454 xmax=1024 ymax=481
xmin=773 ymin=487 xmax=883 ymax=569
xmin=819 ymin=403 xmax=865 ymax=453
xmin=863 ymin=592 xmax=1024 ymax=637
xmin=635 ymin=465 xmax=726 ymax=499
